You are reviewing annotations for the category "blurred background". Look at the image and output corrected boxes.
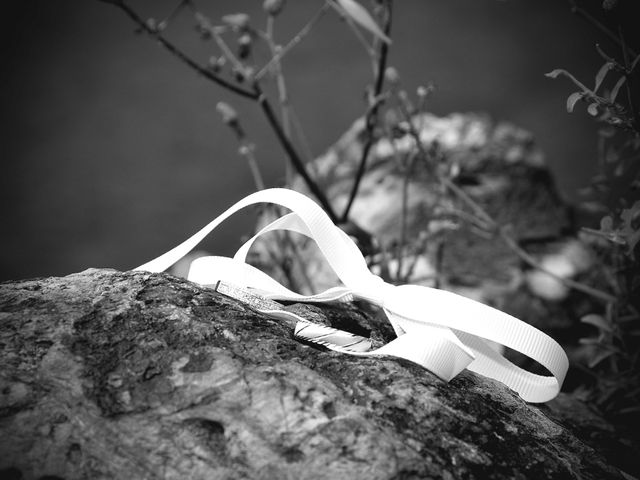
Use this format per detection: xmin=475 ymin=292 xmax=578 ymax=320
xmin=1 ymin=0 xmax=637 ymax=281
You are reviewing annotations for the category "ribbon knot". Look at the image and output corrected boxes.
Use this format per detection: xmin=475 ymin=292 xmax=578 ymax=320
xmin=135 ymin=188 xmax=569 ymax=403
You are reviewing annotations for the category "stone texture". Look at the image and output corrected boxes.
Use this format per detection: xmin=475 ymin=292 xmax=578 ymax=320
xmin=0 ymin=268 xmax=632 ymax=479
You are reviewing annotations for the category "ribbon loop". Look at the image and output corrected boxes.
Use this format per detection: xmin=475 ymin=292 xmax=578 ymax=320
xmin=135 ymin=188 xmax=569 ymax=403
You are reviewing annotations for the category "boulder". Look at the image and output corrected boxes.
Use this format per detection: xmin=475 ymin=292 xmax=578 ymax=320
xmin=0 ymin=268 xmax=632 ymax=479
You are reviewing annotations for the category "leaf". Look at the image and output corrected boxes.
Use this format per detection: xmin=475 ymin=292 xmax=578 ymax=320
xmin=335 ymin=0 xmax=391 ymax=44
xmin=620 ymin=200 xmax=640 ymax=256
xmin=594 ymin=62 xmax=612 ymax=92
xmin=588 ymin=349 xmax=614 ymax=368
xmin=626 ymin=230 xmax=640 ymax=257
xmin=545 ymin=69 xmax=564 ymax=79
xmin=566 ymin=92 xmax=583 ymax=113
xmin=581 ymin=313 xmax=613 ymax=332
xmin=587 ymin=103 xmax=599 ymax=116
xmin=620 ymin=201 xmax=640 ymax=230
xmin=610 ymin=76 xmax=627 ymax=102
xmin=600 ymin=215 xmax=614 ymax=231
xmin=630 ymin=52 xmax=640 ymax=73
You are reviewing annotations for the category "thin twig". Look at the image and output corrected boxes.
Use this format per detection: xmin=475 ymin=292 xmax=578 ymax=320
xmin=618 ymin=26 xmax=638 ymax=127
xmin=264 ymin=16 xmax=291 ymax=137
xmin=433 ymin=240 xmax=444 ymax=289
xmin=227 ymin=119 xmax=314 ymax=291
xmin=206 ymin=19 xmax=248 ymax=77
xmin=262 ymin=11 xmax=317 ymax=171
xmin=255 ymin=4 xmax=330 ymax=81
xmin=328 ymin=1 xmax=377 ymax=68
xmin=396 ymin=151 xmax=414 ymax=282
xmin=289 ymin=107 xmax=317 ymax=172
xmin=439 ymin=176 xmax=495 ymax=227
xmin=262 ymin=15 xmax=316 ymax=292
xmin=239 ymin=145 xmax=265 ymax=190
xmin=499 ymin=230 xmax=616 ymax=303
xmin=98 ymin=0 xmax=257 ymax=99
xmin=262 ymin=205 xmax=316 ymax=294
xmin=445 ymin=206 xmax=494 ymax=232
xmin=264 ymin=14 xmax=295 ymax=183
xmin=340 ymin=0 xmax=393 ymax=222
xmin=396 ymin=97 xmax=617 ymax=304
xmin=102 ymin=0 xmax=338 ymax=221
xmin=404 ymin=231 xmax=431 ymax=284
xmin=281 ymin=232 xmax=316 ymax=294
xmin=159 ymin=0 xmax=189 ymax=30
xmin=567 ymin=0 xmax=637 ymax=58
xmin=254 ymin=83 xmax=339 ymax=222
xmin=260 ymin=227 xmax=304 ymax=294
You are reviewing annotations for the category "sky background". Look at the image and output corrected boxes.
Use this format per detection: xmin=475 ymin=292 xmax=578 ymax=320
xmin=1 ymin=0 xmax=637 ymax=281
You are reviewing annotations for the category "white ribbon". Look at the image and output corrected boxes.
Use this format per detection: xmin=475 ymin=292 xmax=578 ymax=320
xmin=135 ymin=188 xmax=568 ymax=403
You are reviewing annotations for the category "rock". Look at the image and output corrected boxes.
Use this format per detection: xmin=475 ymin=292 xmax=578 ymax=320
xmin=255 ymin=113 xmax=572 ymax=293
xmin=0 ymin=268 xmax=632 ymax=479
xmin=254 ymin=113 xmax=593 ymax=327
xmin=524 ymin=239 xmax=595 ymax=301
xmin=299 ymin=111 xmax=568 ymax=254
xmin=541 ymin=394 xmax=640 ymax=478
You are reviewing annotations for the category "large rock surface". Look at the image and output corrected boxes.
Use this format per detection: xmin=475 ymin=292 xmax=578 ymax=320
xmin=0 ymin=269 xmax=632 ymax=479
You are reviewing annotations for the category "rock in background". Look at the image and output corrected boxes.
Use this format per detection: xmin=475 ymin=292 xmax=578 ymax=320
xmin=284 ymin=112 xmax=585 ymax=299
xmin=252 ymin=112 xmax=603 ymax=380
xmin=0 ymin=269 xmax=635 ymax=479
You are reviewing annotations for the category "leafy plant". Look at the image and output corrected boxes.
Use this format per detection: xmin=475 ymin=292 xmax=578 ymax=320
xmin=547 ymin=0 xmax=639 ymax=428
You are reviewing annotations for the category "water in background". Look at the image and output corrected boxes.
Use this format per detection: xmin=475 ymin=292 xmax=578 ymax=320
xmin=1 ymin=0 xmax=637 ymax=281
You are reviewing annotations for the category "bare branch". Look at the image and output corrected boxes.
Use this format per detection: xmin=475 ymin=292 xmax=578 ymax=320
xmin=328 ymin=0 xmax=377 ymax=65
xmin=100 ymin=0 xmax=257 ymax=99
xmin=340 ymin=0 xmax=393 ymax=222
xmin=101 ymin=0 xmax=338 ymax=221
xmin=254 ymin=84 xmax=339 ymax=222
xmin=567 ymin=0 xmax=637 ymax=58
xmin=618 ymin=26 xmax=639 ymax=127
xmin=255 ymin=4 xmax=330 ymax=81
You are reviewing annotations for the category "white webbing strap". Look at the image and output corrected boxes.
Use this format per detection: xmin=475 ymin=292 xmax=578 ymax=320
xmin=135 ymin=188 xmax=569 ymax=403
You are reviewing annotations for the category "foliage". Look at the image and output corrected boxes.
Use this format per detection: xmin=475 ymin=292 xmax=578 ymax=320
xmin=547 ymin=0 xmax=639 ymax=427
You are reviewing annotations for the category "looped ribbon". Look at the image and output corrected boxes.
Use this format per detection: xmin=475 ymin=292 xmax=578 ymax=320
xmin=135 ymin=188 xmax=568 ymax=403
